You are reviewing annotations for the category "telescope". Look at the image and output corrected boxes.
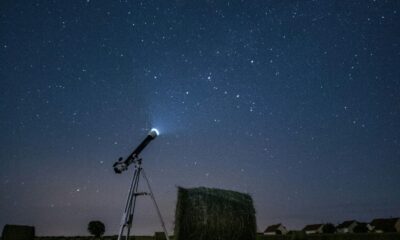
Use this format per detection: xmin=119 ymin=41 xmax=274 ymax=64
xmin=113 ymin=127 xmax=170 ymax=240
xmin=113 ymin=128 xmax=159 ymax=174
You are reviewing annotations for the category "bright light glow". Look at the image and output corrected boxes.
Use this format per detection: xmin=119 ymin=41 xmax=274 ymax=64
xmin=150 ymin=128 xmax=160 ymax=136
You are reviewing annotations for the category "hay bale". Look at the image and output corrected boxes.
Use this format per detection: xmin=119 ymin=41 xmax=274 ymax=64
xmin=174 ymin=187 xmax=256 ymax=240
xmin=1 ymin=224 xmax=35 ymax=240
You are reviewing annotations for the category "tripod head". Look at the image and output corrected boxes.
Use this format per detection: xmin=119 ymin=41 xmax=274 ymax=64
xmin=113 ymin=128 xmax=159 ymax=174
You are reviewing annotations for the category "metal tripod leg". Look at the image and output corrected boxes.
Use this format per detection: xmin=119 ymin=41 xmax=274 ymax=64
xmin=141 ymin=169 xmax=170 ymax=240
xmin=117 ymin=166 xmax=141 ymax=240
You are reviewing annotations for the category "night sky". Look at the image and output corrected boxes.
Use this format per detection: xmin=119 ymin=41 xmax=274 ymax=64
xmin=1 ymin=0 xmax=400 ymax=237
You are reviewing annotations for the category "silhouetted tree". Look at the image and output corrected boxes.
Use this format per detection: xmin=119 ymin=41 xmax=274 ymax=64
xmin=88 ymin=221 xmax=105 ymax=238
xmin=322 ymin=223 xmax=336 ymax=233
xmin=353 ymin=223 xmax=369 ymax=233
xmin=290 ymin=231 xmax=308 ymax=240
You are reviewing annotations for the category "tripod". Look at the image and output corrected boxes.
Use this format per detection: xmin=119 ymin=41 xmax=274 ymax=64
xmin=117 ymin=158 xmax=170 ymax=240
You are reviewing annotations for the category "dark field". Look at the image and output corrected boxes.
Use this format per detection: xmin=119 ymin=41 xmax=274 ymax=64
xmin=257 ymin=233 xmax=400 ymax=240
xmin=258 ymin=233 xmax=400 ymax=240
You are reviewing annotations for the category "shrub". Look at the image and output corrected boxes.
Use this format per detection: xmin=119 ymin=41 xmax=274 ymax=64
xmin=322 ymin=224 xmax=336 ymax=234
xmin=154 ymin=232 xmax=168 ymax=240
xmin=87 ymin=221 xmax=105 ymax=238
xmin=290 ymin=231 xmax=308 ymax=240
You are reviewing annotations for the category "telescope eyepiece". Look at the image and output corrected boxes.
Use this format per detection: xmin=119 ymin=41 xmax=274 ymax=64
xmin=113 ymin=158 xmax=127 ymax=174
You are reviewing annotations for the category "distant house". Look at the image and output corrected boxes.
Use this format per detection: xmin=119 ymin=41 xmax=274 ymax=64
xmin=336 ymin=220 xmax=358 ymax=233
xmin=264 ymin=223 xmax=288 ymax=235
xmin=370 ymin=218 xmax=400 ymax=233
xmin=303 ymin=224 xmax=325 ymax=234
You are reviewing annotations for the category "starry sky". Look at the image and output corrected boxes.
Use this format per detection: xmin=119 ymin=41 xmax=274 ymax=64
xmin=1 ymin=0 xmax=400 ymax=237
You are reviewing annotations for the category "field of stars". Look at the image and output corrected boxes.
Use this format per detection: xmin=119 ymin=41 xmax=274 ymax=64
xmin=1 ymin=0 xmax=399 ymax=236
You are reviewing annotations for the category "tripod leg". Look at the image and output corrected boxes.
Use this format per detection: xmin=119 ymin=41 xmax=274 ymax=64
xmin=126 ymin=167 xmax=141 ymax=240
xmin=141 ymin=169 xmax=170 ymax=240
xmin=118 ymin=168 xmax=140 ymax=240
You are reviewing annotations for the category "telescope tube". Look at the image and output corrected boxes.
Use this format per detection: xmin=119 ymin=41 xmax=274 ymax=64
xmin=113 ymin=128 xmax=159 ymax=174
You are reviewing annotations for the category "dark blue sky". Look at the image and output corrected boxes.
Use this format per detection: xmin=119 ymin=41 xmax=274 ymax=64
xmin=1 ymin=0 xmax=399 ymax=236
